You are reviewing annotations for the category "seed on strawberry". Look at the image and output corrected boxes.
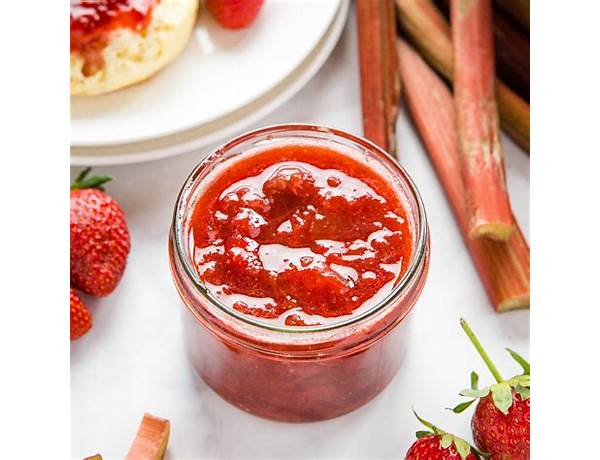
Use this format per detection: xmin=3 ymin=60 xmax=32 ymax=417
xmin=71 ymin=288 xmax=92 ymax=340
xmin=70 ymin=168 xmax=131 ymax=297
xmin=206 ymin=0 xmax=265 ymax=30
xmin=405 ymin=410 xmax=484 ymax=459
xmin=451 ymin=319 xmax=530 ymax=460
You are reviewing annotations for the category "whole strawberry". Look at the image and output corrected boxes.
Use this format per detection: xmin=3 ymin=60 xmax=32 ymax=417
xmin=71 ymin=288 xmax=92 ymax=340
xmin=206 ymin=0 xmax=264 ymax=29
xmin=405 ymin=411 xmax=484 ymax=459
xmin=452 ymin=319 xmax=530 ymax=460
xmin=472 ymin=392 xmax=530 ymax=460
xmin=71 ymin=168 xmax=130 ymax=297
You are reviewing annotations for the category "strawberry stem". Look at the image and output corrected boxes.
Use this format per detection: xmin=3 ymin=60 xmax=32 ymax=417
xmin=460 ymin=318 xmax=503 ymax=383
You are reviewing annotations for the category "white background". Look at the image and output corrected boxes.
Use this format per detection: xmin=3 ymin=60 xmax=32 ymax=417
xmin=2 ymin=2 xmax=600 ymax=459
xmin=70 ymin=13 xmax=530 ymax=459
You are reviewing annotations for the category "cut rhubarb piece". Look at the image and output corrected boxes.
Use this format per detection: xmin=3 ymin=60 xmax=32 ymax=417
xmin=396 ymin=0 xmax=530 ymax=152
xmin=356 ymin=0 xmax=401 ymax=154
xmin=398 ymin=39 xmax=529 ymax=311
xmin=125 ymin=413 xmax=170 ymax=460
xmin=450 ymin=0 xmax=514 ymax=241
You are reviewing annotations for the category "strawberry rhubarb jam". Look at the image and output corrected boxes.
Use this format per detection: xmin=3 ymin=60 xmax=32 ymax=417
xmin=170 ymin=125 xmax=430 ymax=422
xmin=191 ymin=144 xmax=413 ymax=326
xmin=70 ymin=0 xmax=157 ymax=75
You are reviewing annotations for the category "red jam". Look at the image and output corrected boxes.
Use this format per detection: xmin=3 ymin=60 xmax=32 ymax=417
xmin=190 ymin=144 xmax=413 ymax=327
xmin=70 ymin=0 xmax=157 ymax=76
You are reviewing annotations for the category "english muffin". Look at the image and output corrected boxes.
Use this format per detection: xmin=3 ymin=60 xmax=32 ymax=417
xmin=71 ymin=0 xmax=199 ymax=96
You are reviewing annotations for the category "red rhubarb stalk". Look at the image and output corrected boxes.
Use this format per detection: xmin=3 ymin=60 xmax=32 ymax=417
xmin=433 ymin=0 xmax=530 ymax=101
xmin=450 ymin=0 xmax=514 ymax=241
xmin=356 ymin=0 xmax=401 ymax=154
xmin=125 ymin=413 xmax=170 ymax=460
xmin=398 ymin=39 xmax=529 ymax=311
xmin=395 ymin=0 xmax=530 ymax=152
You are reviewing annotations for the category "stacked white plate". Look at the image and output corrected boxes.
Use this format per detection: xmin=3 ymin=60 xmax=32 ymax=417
xmin=71 ymin=0 xmax=349 ymax=165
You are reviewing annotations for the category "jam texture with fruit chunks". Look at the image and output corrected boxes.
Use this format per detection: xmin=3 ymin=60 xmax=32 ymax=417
xmin=70 ymin=0 xmax=157 ymax=75
xmin=190 ymin=143 xmax=413 ymax=327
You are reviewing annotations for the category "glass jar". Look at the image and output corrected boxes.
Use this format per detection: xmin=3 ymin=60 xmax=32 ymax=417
xmin=169 ymin=125 xmax=430 ymax=422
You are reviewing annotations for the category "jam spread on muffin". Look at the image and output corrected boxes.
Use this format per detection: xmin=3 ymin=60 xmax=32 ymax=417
xmin=71 ymin=0 xmax=158 ymax=76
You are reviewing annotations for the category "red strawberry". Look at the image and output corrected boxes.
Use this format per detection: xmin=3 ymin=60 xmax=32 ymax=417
xmin=70 ymin=168 xmax=131 ymax=297
xmin=71 ymin=288 xmax=92 ymax=340
xmin=205 ymin=0 xmax=264 ymax=29
xmin=472 ymin=392 xmax=530 ymax=460
xmin=451 ymin=319 xmax=530 ymax=460
xmin=405 ymin=411 xmax=483 ymax=459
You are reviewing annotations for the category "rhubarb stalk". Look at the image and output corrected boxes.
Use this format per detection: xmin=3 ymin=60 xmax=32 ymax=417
xmin=451 ymin=0 xmax=514 ymax=241
xmin=433 ymin=0 xmax=530 ymax=101
xmin=398 ymin=39 xmax=529 ymax=311
xmin=495 ymin=0 xmax=529 ymax=31
xmin=491 ymin=6 xmax=530 ymax=101
xmin=356 ymin=0 xmax=401 ymax=154
xmin=395 ymin=0 xmax=530 ymax=152
xmin=125 ymin=413 xmax=170 ymax=460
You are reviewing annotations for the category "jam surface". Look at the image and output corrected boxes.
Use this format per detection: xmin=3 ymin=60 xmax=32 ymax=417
xmin=190 ymin=144 xmax=413 ymax=327
xmin=71 ymin=0 xmax=156 ymax=75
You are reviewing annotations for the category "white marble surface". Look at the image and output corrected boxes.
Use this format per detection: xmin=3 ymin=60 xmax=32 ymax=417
xmin=71 ymin=11 xmax=530 ymax=460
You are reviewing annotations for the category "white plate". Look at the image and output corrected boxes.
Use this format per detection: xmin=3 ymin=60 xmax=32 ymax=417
xmin=71 ymin=0 xmax=343 ymax=148
xmin=71 ymin=0 xmax=349 ymax=165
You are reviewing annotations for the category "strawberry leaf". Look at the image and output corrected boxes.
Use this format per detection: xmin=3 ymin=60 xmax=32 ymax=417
xmin=460 ymin=387 xmax=490 ymax=398
xmin=513 ymin=374 xmax=530 ymax=387
xmin=71 ymin=175 xmax=112 ymax=191
xmin=74 ymin=167 xmax=92 ymax=183
xmin=506 ymin=348 xmax=530 ymax=375
xmin=514 ymin=384 xmax=530 ymax=400
xmin=71 ymin=167 xmax=112 ymax=191
xmin=415 ymin=430 xmax=432 ymax=439
xmin=471 ymin=371 xmax=479 ymax=390
xmin=412 ymin=409 xmax=437 ymax=432
xmin=441 ymin=433 xmax=453 ymax=449
xmin=453 ymin=437 xmax=472 ymax=460
xmin=491 ymin=382 xmax=513 ymax=415
xmin=451 ymin=399 xmax=476 ymax=413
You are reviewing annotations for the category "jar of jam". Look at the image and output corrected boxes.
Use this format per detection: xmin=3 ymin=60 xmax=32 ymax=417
xmin=169 ymin=125 xmax=430 ymax=422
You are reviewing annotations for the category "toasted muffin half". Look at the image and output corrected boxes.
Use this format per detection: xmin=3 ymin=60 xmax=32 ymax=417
xmin=71 ymin=0 xmax=199 ymax=96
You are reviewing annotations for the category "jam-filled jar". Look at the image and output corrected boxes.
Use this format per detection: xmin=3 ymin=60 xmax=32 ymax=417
xmin=169 ymin=125 xmax=430 ymax=422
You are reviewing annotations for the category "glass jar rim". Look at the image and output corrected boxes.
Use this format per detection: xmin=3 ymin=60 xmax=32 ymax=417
xmin=172 ymin=124 xmax=428 ymax=334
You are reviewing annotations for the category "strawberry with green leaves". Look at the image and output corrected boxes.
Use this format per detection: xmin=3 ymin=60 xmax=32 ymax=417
xmin=70 ymin=168 xmax=131 ymax=297
xmin=405 ymin=410 xmax=487 ymax=459
xmin=452 ymin=319 xmax=530 ymax=460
